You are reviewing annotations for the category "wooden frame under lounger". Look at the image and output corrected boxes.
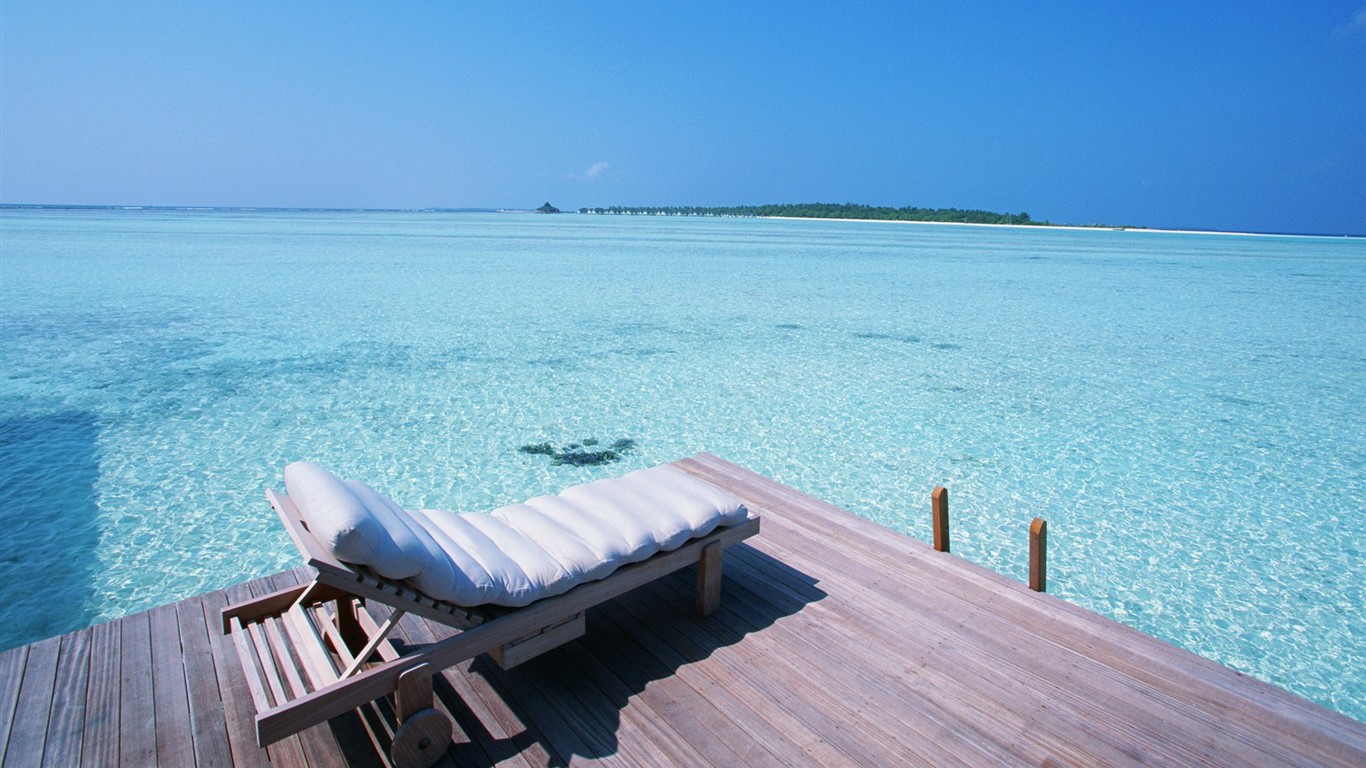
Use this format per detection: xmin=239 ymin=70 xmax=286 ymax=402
xmin=222 ymin=485 xmax=760 ymax=768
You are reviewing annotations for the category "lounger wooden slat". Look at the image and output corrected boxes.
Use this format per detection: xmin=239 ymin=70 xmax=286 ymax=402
xmin=257 ymin=576 xmax=359 ymax=768
xmin=228 ymin=617 xmax=273 ymax=714
xmin=244 ymin=621 xmax=288 ymax=709
xmin=281 ymin=606 xmax=339 ymax=689
xmin=315 ymin=610 xmax=360 ymax=673
xmin=356 ymin=570 xmax=469 ymax=625
xmin=261 ymin=617 xmax=309 ymax=699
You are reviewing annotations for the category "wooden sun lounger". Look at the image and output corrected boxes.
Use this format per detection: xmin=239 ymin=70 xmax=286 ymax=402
xmin=221 ymin=483 xmax=760 ymax=768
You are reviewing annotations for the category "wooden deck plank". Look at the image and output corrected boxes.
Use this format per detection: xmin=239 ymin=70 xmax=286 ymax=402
xmin=149 ymin=601 xmax=195 ymax=767
xmin=721 ymin=470 xmax=1262 ymax=759
xmin=40 ymin=627 xmax=92 ymax=767
xmin=650 ymin=535 xmax=1027 ymax=759
xmin=470 ymin=645 xmax=634 ymax=768
xmin=176 ymin=595 xmax=235 ymax=768
xmin=117 ymin=611 xmax=156 ymax=767
xmin=79 ymin=619 xmax=121 ymax=767
xmin=481 ymin=596 xmax=735 ymax=768
xmin=1 ymin=635 xmax=60 ymax=768
xmin=665 ymin=556 xmax=1032 ymax=764
xmin=0 ymin=646 xmax=30 ymax=765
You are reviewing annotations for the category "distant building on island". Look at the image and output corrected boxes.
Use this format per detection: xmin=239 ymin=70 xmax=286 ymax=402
xmin=536 ymin=202 xmax=561 ymax=214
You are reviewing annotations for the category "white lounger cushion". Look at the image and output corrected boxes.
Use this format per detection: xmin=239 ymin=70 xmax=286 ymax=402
xmin=284 ymin=462 xmax=749 ymax=607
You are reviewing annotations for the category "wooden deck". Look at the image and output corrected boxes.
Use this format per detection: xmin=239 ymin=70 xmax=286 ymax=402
xmin=2 ymin=453 xmax=1363 ymax=766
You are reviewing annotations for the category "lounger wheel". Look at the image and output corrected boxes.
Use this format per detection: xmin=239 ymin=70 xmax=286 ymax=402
xmin=390 ymin=708 xmax=451 ymax=768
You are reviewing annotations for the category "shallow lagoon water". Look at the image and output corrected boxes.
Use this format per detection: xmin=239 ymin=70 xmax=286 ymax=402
xmin=1 ymin=209 xmax=1363 ymax=719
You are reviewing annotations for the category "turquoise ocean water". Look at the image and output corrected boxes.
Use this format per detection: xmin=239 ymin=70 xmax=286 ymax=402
xmin=1 ymin=209 xmax=1363 ymax=719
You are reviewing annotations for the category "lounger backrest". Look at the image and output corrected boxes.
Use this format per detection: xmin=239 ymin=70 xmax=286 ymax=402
xmin=283 ymin=461 xmax=447 ymax=581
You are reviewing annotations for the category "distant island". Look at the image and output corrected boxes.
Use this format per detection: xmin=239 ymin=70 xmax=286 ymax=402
xmin=578 ymin=202 xmax=1134 ymax=229
xmin=536 ymin=202 xmax=562 ymax=214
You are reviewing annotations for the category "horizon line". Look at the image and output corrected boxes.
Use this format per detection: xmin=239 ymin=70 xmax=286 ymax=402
xmin=2 ymin=202 xmax=1361 ymax=239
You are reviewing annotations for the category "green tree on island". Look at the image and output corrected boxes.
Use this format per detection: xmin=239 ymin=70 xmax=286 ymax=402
xmin=576 ymin=202 xmax=1042 ymax=226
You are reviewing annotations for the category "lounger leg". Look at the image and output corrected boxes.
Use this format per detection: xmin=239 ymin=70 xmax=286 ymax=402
xmin=335 ymin=597 xmax=366 ymax=653
xmin=696 ymin=541 xmax=724 ymax=617
xmin=392 ymin=663 xmax=452 ymax=768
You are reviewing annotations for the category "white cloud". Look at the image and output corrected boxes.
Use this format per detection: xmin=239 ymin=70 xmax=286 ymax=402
xmin=1334 ymin=7 xmax=1366 ymax=38
xmin=565 ymin=161 xmax=614 ymax=182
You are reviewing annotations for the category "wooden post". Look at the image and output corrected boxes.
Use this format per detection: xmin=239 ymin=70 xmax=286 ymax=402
xmin=696 ymin=541 xmax=723 ymax=617
xmin=931 ymin=486 xmax=949 ymax=552
xmin=1029 ymin=517 xmax=1047 ymax=592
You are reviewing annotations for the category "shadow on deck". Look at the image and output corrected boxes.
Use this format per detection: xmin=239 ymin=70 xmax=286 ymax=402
xmin=327 ymin=544 xmax=826 ymax=767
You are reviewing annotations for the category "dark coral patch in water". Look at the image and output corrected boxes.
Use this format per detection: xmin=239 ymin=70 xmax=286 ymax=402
xmin=854 ymin=331 xmax=922 ymax=343
xmin=519 ymin=437 xmax=639 ymax=466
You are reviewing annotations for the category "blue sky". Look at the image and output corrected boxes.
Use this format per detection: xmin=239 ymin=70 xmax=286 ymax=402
xmin=2 ymin=2 xmax=1363 ymax=234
